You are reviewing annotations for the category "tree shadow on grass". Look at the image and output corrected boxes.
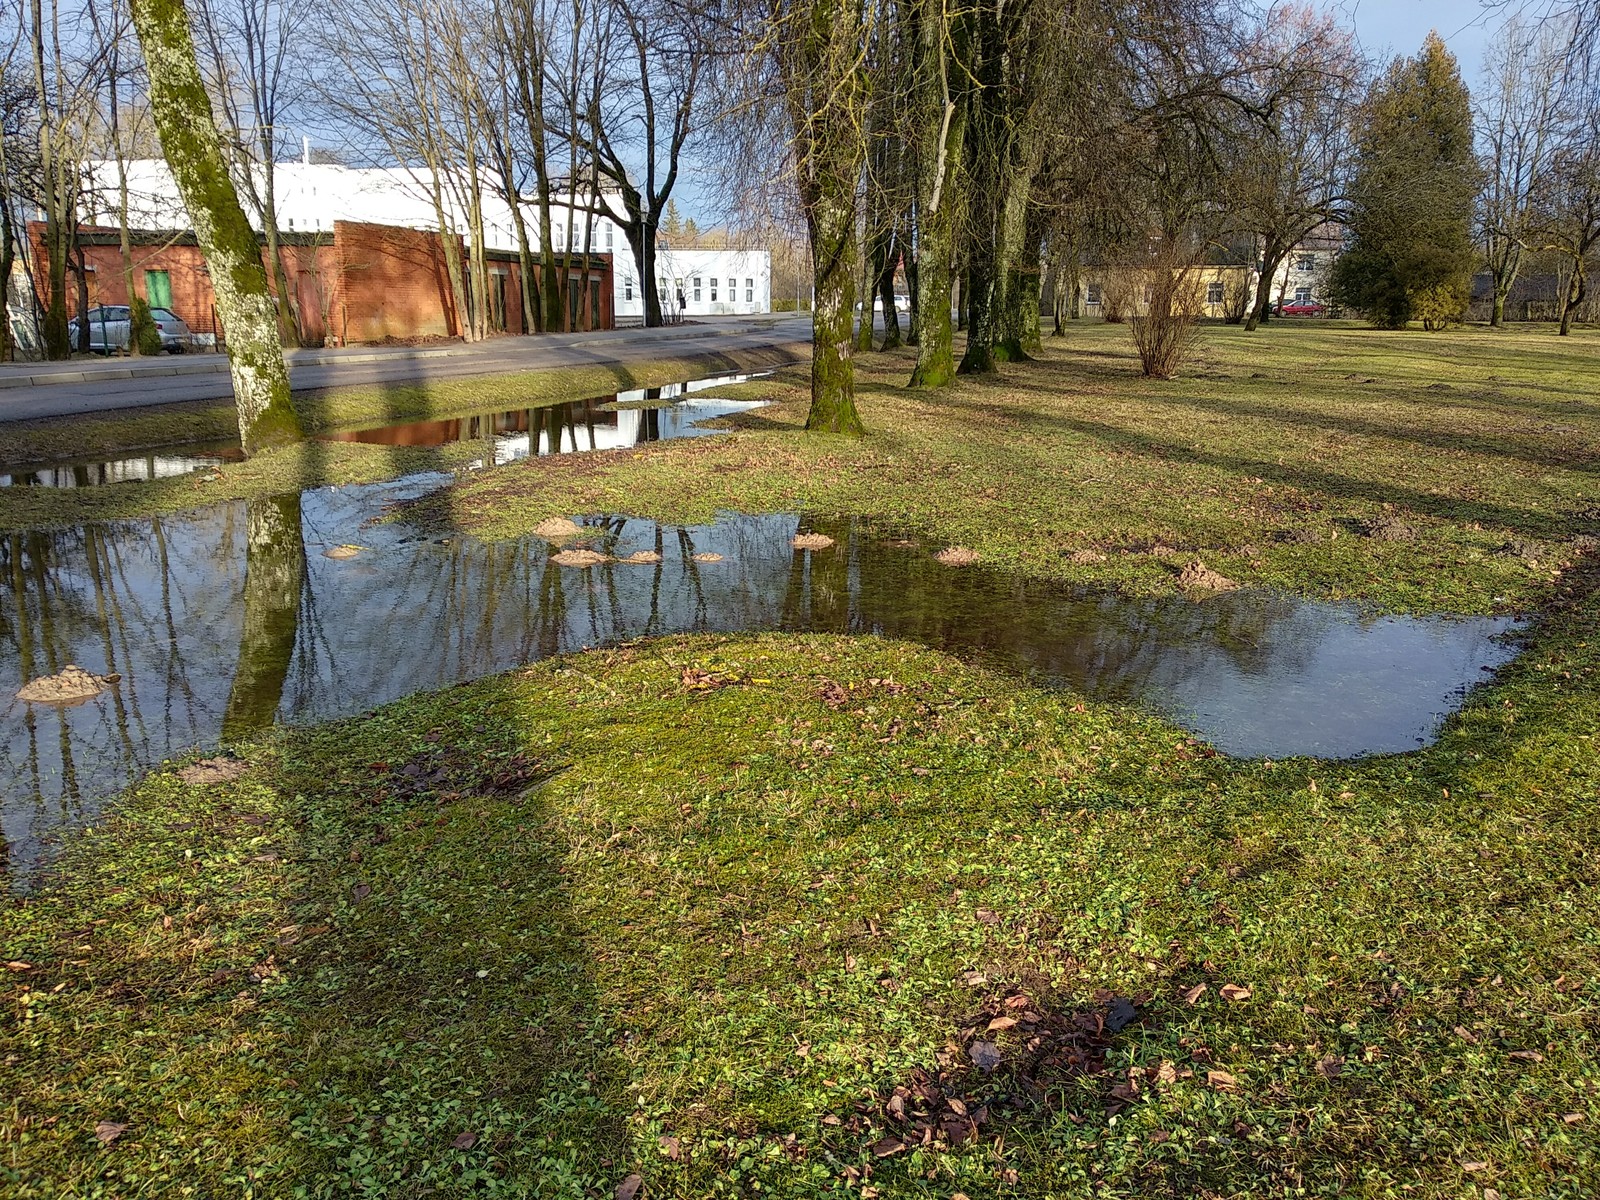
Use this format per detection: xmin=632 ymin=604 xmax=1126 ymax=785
xmin=274 ymin=673 xmax=633 ymax=1198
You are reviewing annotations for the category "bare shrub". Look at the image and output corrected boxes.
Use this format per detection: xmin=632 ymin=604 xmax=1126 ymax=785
xmin=1129 ymin=263 xmax=1201 ymax=378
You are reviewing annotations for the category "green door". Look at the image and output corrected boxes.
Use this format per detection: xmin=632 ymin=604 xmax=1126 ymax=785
xmin=144 ymin=269 xmax=172 ymax=310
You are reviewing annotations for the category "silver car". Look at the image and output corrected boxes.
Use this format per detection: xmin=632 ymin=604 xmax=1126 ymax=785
xmin=67 ymin=305 xmax=193 ymax=353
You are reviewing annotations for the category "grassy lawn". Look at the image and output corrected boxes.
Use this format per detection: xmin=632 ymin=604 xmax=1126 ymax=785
xmin=3 ymin=320 xmax=1598 ymax=1197
xmin=420 ymin=320 xmax=1600 ymax=613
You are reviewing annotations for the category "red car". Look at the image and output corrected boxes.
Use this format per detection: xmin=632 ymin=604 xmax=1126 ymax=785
xmin=1278 ymin=300 xmax=1326 ymax=316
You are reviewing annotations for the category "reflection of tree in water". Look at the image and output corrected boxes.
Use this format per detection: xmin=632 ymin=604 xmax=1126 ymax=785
xmin=222 ymin=495 xmax=307 ymax=741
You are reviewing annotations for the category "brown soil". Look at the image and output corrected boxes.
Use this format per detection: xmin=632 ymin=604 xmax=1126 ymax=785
xmin=619 ymin=550 xmax=663 ymax=564
xmin=1356 ymin=515 xmax=1417 ymax=542
xmin=792 ymin=533 xmax=835 ymax=551
xmin=1063 ymin=548 xmax=1108 ymax=565
xmin=692 ymin=552 xmax=724 ymax=563
xmin=532 ymin=517 xmax=583 ymax=540
xmin=1176 ymin=560 xmax=1240 ymax=594
xmin=934 ymin=547 xmax=981 ymax=566
xmin=16 ymin=665 xmax=118 ymax=705
xmin=322 ymin=544 xmax=362 ymax=560
xmin=550 ymin=548 xmax=610 ymax=567
xmin=176 ymin=756 xmax=249 ymax=785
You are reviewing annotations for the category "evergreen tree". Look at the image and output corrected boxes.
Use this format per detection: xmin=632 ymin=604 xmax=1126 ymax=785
xmin=1332 ymin=33 xmax=1479 ymax=330
xmin=662 ymin=200 xmax=684 ymax=238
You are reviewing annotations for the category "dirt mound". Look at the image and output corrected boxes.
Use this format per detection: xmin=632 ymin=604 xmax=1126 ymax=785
xmin=691 ymin=552 xmax=724 ymax=563
xmin=550 ymin=548 xmax=610 ymax=567
xmin=1356 ymin=515 xmax=1416 ymax=542
xmin=619 ymin=550 xmax=663 ymax=564
xmin=792 ymin=532 xmax=836 ymax=551
xmin=1062 ymin=548 xmax=1107 ymax=565
xmin=532 ymin=517 xmax=583 ymax=540
xmin=322 ymin=544 xmax=362 ymax=560
xmin=16 ymin=665 xmax=119 ymax=705
xmin=176 ymin=756 xmax=248 ymax=785
xmin=935 ymin=546 xmax=981 ymax=566
xmin=1177 ymin=560 xmax=1239 ymax=594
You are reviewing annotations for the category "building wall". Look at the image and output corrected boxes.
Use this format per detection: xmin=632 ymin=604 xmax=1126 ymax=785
xmin=28 ymin=220 xmax=613 ymax=347
xmin=617 ymin=247 xmax=772 ymax=318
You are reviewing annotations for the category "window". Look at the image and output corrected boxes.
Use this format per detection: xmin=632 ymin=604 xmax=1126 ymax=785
xmin=1206 ymin=281 xmax=1224 ymax=305
xmin=746 ymin=278 xmax=754 ymax=302
xmin=1296 ymin=254 xmax=1316 ymax=271
xmin=1295 ymin=286 xmax=1313 ymax=304
xmin=693 ymin=276 xmax=702 ymax=302
xmin=605 ymin=223 xmax=614 ymax=251
xmin=624 ymin=276 xmax=634 ymax=301
xmin=710 ymin=278 xmax=719 ymax=302
xmin=1086 ymin=284 xmax=1102 ymax=305
xmin=144 ymin=269 xmax=172 ymax=310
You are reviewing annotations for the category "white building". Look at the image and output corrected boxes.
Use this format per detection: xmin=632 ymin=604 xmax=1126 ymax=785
xmin=80 ymin=158 xmax=771 ymax=321
xmin=622 ymin=246 xmax=772 ymax=319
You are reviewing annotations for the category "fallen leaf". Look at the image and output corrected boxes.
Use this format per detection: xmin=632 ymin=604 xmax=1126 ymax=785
xmin=947 ymin=1097 xmax=968 ymax=1117
xmin=968 ymin=1040 xmax=1003 ymax=1073
xmin=94 ymin=1121 xmax=128 ymax=1145
xmin=1106 ymin=997 xmax=1138 ymax=1031
xmin=658 ymin=1135 xmax=681 ymax=1159
xmin=872 ymin=1136 xmax=905 ymax=1158
xmin=975 ymin=908 xmax=1000 ymax=925
xmin=1219 ymin=983 xmax=1252 ymax=1002
xmin=1183 ymin=982 xmax=1208 ymax=1005
xmin=1461 ymin=1161 xmax=1488 ymax=1172
xmin=1316 ymin=1055 xmax=1344 ymax=1080
xmin=351 ymin=883 xmax=371 ymax=901
xmin=616 ymin=1173 xmax=645 ymax=1200
xmin=987 ymin=1016 xmax=1018 ymax=1032
xmin=1206 ymin=1070 xmax=1238 ymax=1093
xmin=1156 ymin=1060 xmax=1178 ymax=1083
xmin=5 ymin=961 xmax=33 ymax=972
xmin=1508 ymin=1049 xmax=1544 ymax=1062
xmin=1563 ymin=1113 xmax=1585 ymax=1124
xmin=958 ymin=970 xmax=987 ymax=987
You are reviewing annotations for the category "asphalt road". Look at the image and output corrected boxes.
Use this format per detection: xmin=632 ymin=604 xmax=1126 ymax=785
xmin=0 ymin=316 xmax=814 ymax=422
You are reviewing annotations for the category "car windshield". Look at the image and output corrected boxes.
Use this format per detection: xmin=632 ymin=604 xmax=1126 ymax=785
xmin=151 ymin=309 xmax=180 ymax=322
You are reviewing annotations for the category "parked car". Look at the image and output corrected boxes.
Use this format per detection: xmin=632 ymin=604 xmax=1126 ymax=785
xmin=66 ymin=305 xmax=193 ymax=353
xmin=1278 ymin=300 xmax=1326 ymax=317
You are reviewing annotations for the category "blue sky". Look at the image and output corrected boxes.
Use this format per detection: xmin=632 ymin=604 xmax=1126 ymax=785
xmin=1297 ymin=0 xmax=1505 ymax=82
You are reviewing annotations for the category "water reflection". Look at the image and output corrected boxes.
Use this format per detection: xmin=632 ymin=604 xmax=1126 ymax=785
xmin=0 ymin=478 xmax=1521 ymax=871
xmin=0 ymin=375 xmax=768 ymax=488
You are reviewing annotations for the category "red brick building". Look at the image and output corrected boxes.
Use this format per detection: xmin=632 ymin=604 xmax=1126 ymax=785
xmin=28 ymin=219 xmax=613 ymax=346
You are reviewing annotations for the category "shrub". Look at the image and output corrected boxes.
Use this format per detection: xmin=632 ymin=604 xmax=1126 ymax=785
xmin=130 ymin=297 xmax=162 ymax=355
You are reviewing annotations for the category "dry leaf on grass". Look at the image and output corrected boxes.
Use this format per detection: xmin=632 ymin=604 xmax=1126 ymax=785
xmin=616 ymin=1173 xmax=644 ymax=1200
xmin=1219 ymin=983 xmax=1252 ymax=1002
xmin=1206 ymin=1070 xmax=1238 ymax=1093
xmin=1182 ymin=982 xmax=1208 ymax=1005
xmin=94 ymin=1121 xmax=129 ymax=1145
xmin=452 ymin=1131 xmax=478 ymax=1150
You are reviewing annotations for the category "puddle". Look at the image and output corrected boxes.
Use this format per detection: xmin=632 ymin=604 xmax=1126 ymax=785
xmin=1 ymin=481 xmax=1522 ymax=873
xmin=0 ymin=374 xmax=769 ymax=486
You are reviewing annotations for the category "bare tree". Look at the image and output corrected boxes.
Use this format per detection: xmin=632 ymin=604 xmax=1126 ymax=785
xmin=1477 ymin=15 xmax=1568 ymax=327
xmin=585 ymin=0 xmax=706 ymax=328
xmin=192 ymin=0 xmax=312 ymax=344
xmin=1529 ymin=82 xmax=1600 ymax=334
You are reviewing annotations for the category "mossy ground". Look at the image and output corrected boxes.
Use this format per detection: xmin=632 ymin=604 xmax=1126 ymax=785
xmin=3 ymin=320 xmax=1598 ymax=1197
xmin=0 ymin=345 xmax=803 ymax=534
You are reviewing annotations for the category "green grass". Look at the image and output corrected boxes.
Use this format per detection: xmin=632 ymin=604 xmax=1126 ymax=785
xmin=419 ymin=321 xmax=1600 ymax=613
xmin=0 ymin=344 xmax=804 ymax=533
xmin=3 ymin=320 xmax=1598 ymax=1197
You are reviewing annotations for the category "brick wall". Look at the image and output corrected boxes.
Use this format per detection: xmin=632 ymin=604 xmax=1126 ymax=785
xmin=29 ymin=220 xmax=614 ymax=346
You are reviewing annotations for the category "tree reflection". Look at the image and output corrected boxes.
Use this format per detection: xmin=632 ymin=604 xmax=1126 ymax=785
xmin=221 ymin=494 xmax=306 ymax=741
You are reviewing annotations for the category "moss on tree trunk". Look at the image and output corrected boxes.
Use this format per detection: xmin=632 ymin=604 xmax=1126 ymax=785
xmin=126 ymin=0 xmax=300 ymax=454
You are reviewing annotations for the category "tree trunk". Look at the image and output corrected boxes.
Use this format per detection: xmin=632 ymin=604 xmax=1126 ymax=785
xmin=876 ymin=231 xmax=902 ymax=350
xmin=1490 ymin=287 xmax=1507 ymax=328
xmin=854 ymin=223 xmax=875 ymax=352
xmin=128 ymin=0 xmax=300 ymax=453
xmin=221 ymin=493 xmax=304 ymax=740
xmin=1245 ymin=240 xmax=1285 ymax=332
xmin=995 ymin=200 xmax=1043 ymax=360
xmin=1559 ymin=256 xmax=1584 ymax=336
xmin=906 ymin=0 xmax=965 ymax=387
xmin=806 ymin=185 xmax=863 ymax=433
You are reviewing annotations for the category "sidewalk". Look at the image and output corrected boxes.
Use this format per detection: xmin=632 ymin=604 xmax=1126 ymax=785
xmin=0 ymin=316 xmax=811 ymax=422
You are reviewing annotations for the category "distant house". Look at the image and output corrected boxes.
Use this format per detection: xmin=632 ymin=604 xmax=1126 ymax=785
xmin=1262 ymin=224 xmax=1342 ymax=312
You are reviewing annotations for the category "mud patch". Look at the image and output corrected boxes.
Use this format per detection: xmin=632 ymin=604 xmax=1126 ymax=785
xmin=1355 ymin=515 xmax=1416 ymax=542
xmin=619 ymin=550 xmax=663 ymax=564
xmin=1062 ymin=548 xmax=1107 ymax=565
xmin=322 ymin=544 xmax=362 ymax=560
xmin=935 ymin=547 xmax=981 ymax=566
xmin=792 ymin=533 xmax=836 ymax=551
xmin=692 ymin=552 xmax=724 ymax=563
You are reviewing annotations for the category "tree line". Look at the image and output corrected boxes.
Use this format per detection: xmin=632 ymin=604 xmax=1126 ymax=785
xmin=3 ymin=0 xmax=1599 ymax=446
